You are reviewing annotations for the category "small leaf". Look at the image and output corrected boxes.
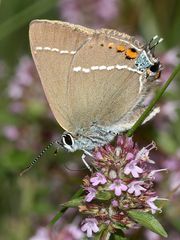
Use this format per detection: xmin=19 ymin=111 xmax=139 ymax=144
xmin=96 ymin=191 xmax=112 ymax=200
xmin=61 ymin=196 xmax=84 ymax=207
xmin=128 ymin=210 xmax=168 ymax=238
xmin=109 ymin=230 xmax=128 ymax=240
xmin=110 ymin=235 xmax=128 ymax=240
xmin=112 ymin=223 xmax=127 ymax=231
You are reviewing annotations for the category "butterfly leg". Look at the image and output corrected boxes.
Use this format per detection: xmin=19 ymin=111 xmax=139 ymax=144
xmin=82 ymin=152 xmax=93 ymax=172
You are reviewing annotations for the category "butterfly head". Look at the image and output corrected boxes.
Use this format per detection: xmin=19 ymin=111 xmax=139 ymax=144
xmin=60 ymin=126 xmax=116 ymax=152
xmin=135 ymin=35 xmax=163 ymax=79
xmin=60 ymin=131 xmax=98 ymax=152
xmin=60 ymin=132 xmax=94 ymax=152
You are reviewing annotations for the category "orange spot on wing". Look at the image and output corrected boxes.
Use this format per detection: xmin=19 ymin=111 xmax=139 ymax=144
xmin=125 ymin=48 xmax=138 ymax=59
xmin=116 ymin=45 xmax=126 ymax=52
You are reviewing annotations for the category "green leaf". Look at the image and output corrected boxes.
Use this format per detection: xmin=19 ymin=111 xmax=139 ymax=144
xmin=61 ymin=196 xmax=84 ymax=207
xmin=96 ymin=191 xmax=112 ymax=200
xmin=110 ymin=235 xmax=128 ymax=240
xmin=109 ymin=230 xmax=127 ymax=240
xmin=128 ymin=210 xmax=168 ymax=238
xmin=112 ymin=223 xmax=126 ymax=231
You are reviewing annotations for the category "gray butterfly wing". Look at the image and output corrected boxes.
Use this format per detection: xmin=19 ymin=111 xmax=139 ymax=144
xmin=29 ymin=20 xmax=94 ymax=132
xmin=29 ymin=20 xmax=145 ymax=133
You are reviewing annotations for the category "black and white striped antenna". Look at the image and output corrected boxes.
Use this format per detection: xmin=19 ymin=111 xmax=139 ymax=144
xmin=19 ymin=140 xmax=60 ymax=176
xmin=149 ymin=35 xmax=163 ymax=50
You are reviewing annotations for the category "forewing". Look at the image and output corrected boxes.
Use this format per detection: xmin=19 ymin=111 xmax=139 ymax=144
xmin=29 ymin=20 xmax=94 ymax=132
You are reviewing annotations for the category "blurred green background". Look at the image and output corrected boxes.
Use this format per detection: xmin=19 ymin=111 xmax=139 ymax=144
xmin=0 ymin=0 xmax=180 ymax=239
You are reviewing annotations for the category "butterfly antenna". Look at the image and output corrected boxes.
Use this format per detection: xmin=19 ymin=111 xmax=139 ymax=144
xmin=149 ymin=35 xmax=158 ymax=45
xmin=19 ymin=141 xmax=56 ymax=176
xmin=149 ymin=35 xmax=163 ymax=50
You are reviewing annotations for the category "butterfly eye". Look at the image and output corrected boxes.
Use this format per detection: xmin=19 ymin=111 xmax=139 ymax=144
xmin=62 ymin=134 xmax=74 ymax=146
xmin=150 ymin=62 xmax=159 ymax=73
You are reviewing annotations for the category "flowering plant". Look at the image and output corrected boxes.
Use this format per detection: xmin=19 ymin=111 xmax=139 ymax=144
xmin=65 ymin=136 xmax=167 ymax=239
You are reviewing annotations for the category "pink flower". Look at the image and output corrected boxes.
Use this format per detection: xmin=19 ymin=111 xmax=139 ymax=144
xmin=111 ymin=199 xmax=119 ymax=207
xmin=162 ymin=151 xmax=180 ymax=170
xmin=8 ymin=82 xmax=23 ymax=99
xmin=90 ymin=172 xmax=107 ymax=186
xmin=125 ymin=152 xmax=134 ymax=160
xmin=161 ymin=48 xmax=179 ymax=66
xmin=146 ymin=197 xmax=160 ymax=214
xmin=109 ymin=179 xmax=127 ymax=196
xmin=117 ymin=136 xmax=134 ymax=150
xmin=124 ymin=161 xmax=143 ymax=178
xmin=66 ymin=225 xmax=84 ymax=239
xmin=160 ymin=48 xmax=179 ymax=85
xmin=161 ymin=101 xmax=180 ymax=122
xmin=29 ymin=227 xmax=50 ymax=240
xmin=145 ymin=230 xmax=161 ymax=240
xmin=94 ymin=151 xmax=103 ymax=160
xmin=135 ymin=142 xmax=156 ymax=163
xmin=15 ymin=56 xmax=33 ymax=86
xmin=148 ymin=169 xmax=168 ymax=179
xmin=127 ymin=181 xmax=146 ymax=196
xmin=3 ymin=125 xmax=19 ymax=141
xmin=85 ymin=187 xmax=96 ymax=202
xmin=81 ymin=218 xmax=99 ymax=237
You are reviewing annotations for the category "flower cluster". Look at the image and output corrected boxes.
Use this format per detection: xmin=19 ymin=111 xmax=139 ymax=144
xmin=80 ymin=136 xmax=165 ymax=238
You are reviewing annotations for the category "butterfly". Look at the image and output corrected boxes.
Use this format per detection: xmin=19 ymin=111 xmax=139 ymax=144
xmin=29 ymin=20 xmax=162 ymax=156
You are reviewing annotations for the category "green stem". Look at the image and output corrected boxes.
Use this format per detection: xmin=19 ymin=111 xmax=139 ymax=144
xmin=0 ymin=0 xmax=57 ymax=41
xmin=127 ymin=64 xmax=180 ymax=137
xmin=49 ymin=64 xmax=180 ymax=225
